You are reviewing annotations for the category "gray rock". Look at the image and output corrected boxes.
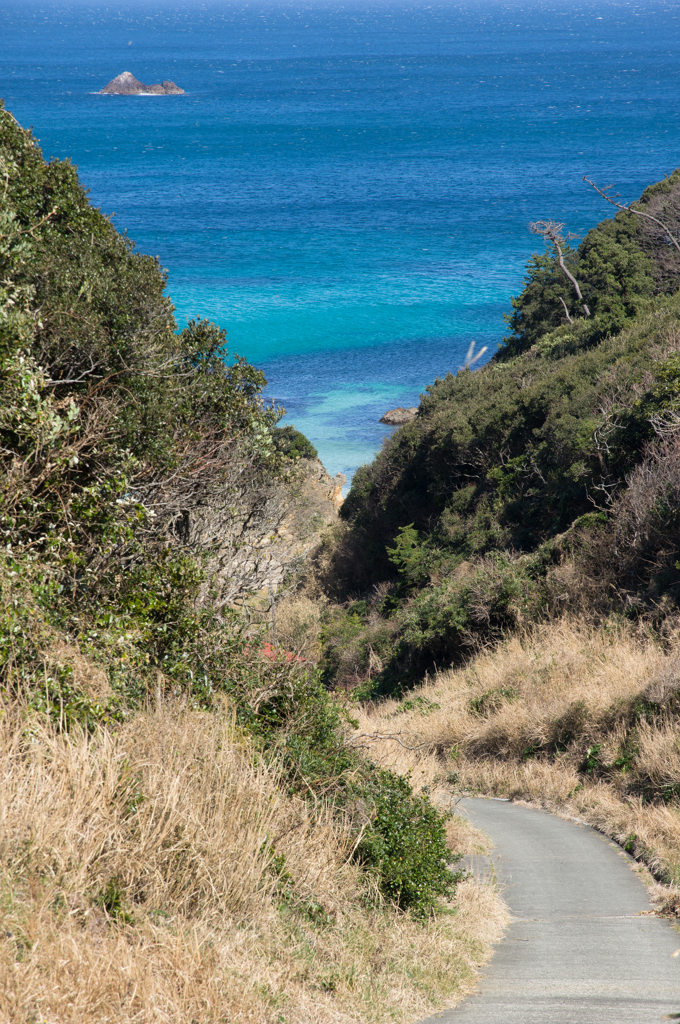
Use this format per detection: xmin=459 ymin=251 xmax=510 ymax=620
xmin=99 ymin=72 xmax=185 ymax=95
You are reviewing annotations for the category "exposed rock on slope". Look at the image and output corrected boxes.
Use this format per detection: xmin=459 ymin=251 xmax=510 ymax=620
xmin=99 ymin=72 xmax=185 ymax=95
xmin=186 ymin=458 xmax=344 ymax=610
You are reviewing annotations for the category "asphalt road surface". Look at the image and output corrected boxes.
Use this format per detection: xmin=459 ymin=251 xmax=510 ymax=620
xmin=419 ymin=798 xmax=680 ymax=1024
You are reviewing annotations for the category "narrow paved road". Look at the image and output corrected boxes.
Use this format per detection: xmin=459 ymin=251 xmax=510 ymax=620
xmin=420 ymin=798 xmax=680 ymax=1024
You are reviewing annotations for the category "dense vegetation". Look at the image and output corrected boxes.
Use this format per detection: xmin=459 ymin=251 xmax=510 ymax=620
xmin=322 ymin=169 xmax=680 ymax=694
xmin=0 ymin=102 xmax=458 ymax=921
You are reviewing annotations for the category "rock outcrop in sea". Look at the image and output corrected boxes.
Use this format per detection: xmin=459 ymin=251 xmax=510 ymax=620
xmin=379 ymin=406 xmax=418 ymax=425
xmin=99 ymin=72 xmax=185 ymax=95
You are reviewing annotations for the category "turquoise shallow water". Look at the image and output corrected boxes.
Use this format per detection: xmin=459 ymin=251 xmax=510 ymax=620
xmin=2 ymin=0 xmax=680 ymax=481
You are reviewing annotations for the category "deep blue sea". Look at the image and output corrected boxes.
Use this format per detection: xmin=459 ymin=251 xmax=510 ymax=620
xmin=2 ymin=0 xmax=680 ymax=483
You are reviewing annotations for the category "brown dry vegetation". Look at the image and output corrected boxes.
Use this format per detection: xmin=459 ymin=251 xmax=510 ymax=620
xmin=274 ymin=593 xmax=327 ymax=662
xmin=0 ymin=703 xmax=508 ymax=1024
xmin=351 ymin=618 xmax=680 ymax=909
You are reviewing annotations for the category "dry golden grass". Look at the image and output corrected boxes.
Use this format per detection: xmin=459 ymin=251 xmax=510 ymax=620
xmin=274 ymin=593 xmax=325 ymax=661
xmin=352 ymin=619 xmax=680 ymax=897
xmin=0 ymin=703 xmax=508 ymax=1024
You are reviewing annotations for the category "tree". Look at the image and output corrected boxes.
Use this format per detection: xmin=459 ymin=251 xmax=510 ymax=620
xmin=529 ymin=220 xmax=590 ymax=319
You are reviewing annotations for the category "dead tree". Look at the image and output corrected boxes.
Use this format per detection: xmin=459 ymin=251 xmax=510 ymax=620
xmin=529 ymin=220 xmax=590 ymax=319
xmin=584 ymin=176 xmax=680 ymax=256
xmin=460 ymin=340 xmax=488 ymax=371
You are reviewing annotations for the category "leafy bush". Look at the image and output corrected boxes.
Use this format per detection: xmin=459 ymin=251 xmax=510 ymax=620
xmin=355 ymin=770 xmax=460 ymax=916
xmin=0 ymin=104 xmax=287 ymax=699
xmin=272 ymin=424 xmax=318 ymax=460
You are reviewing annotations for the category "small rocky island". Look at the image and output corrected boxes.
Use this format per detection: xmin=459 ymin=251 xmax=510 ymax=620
xmin=99 ymin=72 xmax=184 ymax=95
xmin=379 ymin=406 xmax=418 ymax=425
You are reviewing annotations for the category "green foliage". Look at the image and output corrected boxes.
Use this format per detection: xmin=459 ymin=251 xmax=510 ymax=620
xmin=612 ymin=740 xmax=638 ymax=774
xmin=272 ymin=424 xmax=318 ymax=461
xmin=502 ymin=244 xmax=581 ymax=354
xmin=95 ymin=878 xmax=134 ymax=925
xmin=394 ymin=695 xmax=440 ymax=715
xmin=354 ymin=770 xmax=460 ymax=916
xmin=265 ymin=845 xmax=334 ymax=926
xmin=577 ymin=220 xmax=654 ymax=327
xmin=579 ymin=743 xmax=604 ymax=777
xmin=249 ymin=666 xmax=358 ymax=786
xmin=318 ymin=604 xmax=375 ymax=688
xmin=386 ymin=523 xmax=432 ymax=590
xmin=27 ymin=669 xmax=126 ymax=732
xmin=0 ymin=104 xmax=286 ymax=705
xmin=0 ymin=105 xmax=282 ymax=595
xmin=502 ymin=181 xmax=672 ymax=359
xmin=245 ymin=663 xmax=461 ymax=917
xmin=0 ymin=108 xmax=259 ymax=712
xmin=0 ymin=99 xmax=176 ymax=393
xmin=342 ymin=303 xmax=679 ymax=561
xmin=319 ymin=541 xmax=553 ymax=696
xmin=469 ymin=686 xmax=518 ymax=717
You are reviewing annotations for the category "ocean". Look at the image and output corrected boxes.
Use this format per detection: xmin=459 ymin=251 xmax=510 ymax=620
xmin=2 ymin=0 xmax=680 ymax=484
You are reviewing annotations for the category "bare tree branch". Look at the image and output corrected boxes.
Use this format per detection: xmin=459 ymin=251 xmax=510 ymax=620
xmin=649 ymin=408 xmax=680 ymax=438
xmin=558 ymin=296 xmax=573 ymax=323
xmin=460 ymin=341 xmax=488 ymax=371
xmin=44 ymin=355 xmax=104 ymax=386
xmin=583 ymin=176 xmax=680 ymax=256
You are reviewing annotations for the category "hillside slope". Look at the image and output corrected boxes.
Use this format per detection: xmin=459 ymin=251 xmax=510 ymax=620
xmin=319 ymin=173 xmax=680 ymax=909
xmin=350 ymin=619 xmax=680 ymax=911
xmin=322 ymin=173 xmax=680 ymax=694
xmin=0 ymin=102 xmax=510 ymax=1023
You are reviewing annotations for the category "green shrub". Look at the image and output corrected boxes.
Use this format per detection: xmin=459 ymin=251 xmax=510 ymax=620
xmin=579 ymin=743 xmax=604 ymax=777
xmin=272 ymin=424 xmax=318 ymax=461
xmin=469 ymin=686 xmax=518 ymax=717
xmin=386 ymin=523 xmax=432 ymax=590
xmin=0 ymin=103 xmax=287 ymax=711
xmin=354 ymin=770 xmax=460 ymax=916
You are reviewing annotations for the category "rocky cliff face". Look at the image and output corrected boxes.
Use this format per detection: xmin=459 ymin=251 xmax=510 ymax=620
xmin=99 ymin=72 xmax=185 ymax=95
xmin=175 ymin=458 xmax=343 ymax=611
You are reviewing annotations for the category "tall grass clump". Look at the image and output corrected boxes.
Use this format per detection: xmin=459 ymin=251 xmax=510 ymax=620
xmin=0 ymin=705 xmax=508 ymax=1024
